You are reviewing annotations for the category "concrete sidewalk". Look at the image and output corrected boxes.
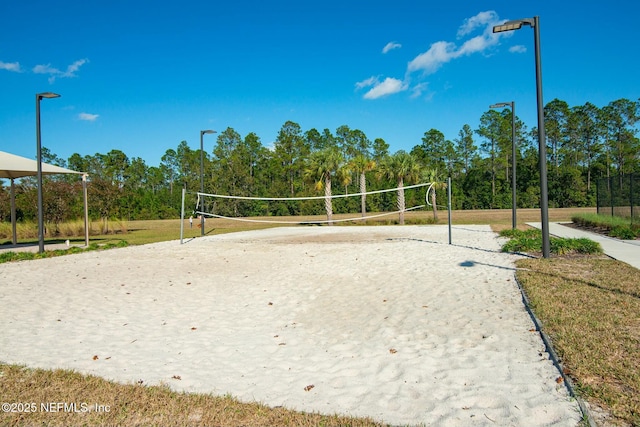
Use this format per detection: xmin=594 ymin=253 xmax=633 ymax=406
xmin=527 ymin=222 xmax=640 ymax=270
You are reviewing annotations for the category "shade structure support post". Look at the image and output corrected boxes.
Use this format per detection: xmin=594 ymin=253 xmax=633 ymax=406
xmin=10 ymin=178 xmax=17 ymax=245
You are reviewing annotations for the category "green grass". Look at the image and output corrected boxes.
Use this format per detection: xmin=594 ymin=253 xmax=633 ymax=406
xmin=499 ymin=228 xmax=603 ymax=255
xmin=499 ymin=224 xmax=639 ymax=426
xmin=516 ymin=258 xmax=640 ymax=426
xmin=0 ymin=240 xmax=128 ymax=263
xmin=572 ymin=213 xmax=640 ymax=239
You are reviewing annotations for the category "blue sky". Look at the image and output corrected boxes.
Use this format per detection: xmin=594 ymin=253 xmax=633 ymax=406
xmin=1 ymin=0 xmax=638 ymax=168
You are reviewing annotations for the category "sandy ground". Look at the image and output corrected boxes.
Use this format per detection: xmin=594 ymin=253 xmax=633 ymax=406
xmin=0 ymin=225 xmax=581 ymax=426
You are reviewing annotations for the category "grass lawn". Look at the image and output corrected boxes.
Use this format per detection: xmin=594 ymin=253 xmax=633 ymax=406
xmin=515 ymin=257 xmax=640 ymax=427
xmin=1 ymin=207 xmax=596 ymax=248
xmin=2 ymin=206 xmax=639 ymax=426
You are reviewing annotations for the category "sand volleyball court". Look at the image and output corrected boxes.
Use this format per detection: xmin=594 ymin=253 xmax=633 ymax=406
xmin=0 ymin=225 xmax=581 ymax=425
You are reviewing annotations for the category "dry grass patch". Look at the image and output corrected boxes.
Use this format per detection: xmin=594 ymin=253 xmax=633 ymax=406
xmin=516 ymin=258 xmax=640 ymax=426
xmin=0 ymin=364 xmax=387 ymax=427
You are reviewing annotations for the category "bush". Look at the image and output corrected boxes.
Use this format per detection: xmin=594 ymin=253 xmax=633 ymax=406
xmin=499 ymin=228 xmax=540 ymax=239
xmin=571 ymin=213 xmax=638 ymax=240
xmin=501 ymin=228 xmax=602 ymax=255
xmin=609 ymin=225 xmax=637 ymax=240
xmin=502 ymin=235 xmax=542 ymax=253
xmin=0 ymin=251 xmax=18 ymax=263
xmin=551 ymin=237 xmax=602 ymax=255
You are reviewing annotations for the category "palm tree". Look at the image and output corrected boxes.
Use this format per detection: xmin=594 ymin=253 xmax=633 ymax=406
xmin=377 ymin=151 xmax=421 ymax=225
xmin=303 ymin=148 xmax=346 ymax=225
xmin=349 ymin=154 xmax=376 ymax=217
xmin=424 ymin=168 xmax=447 ymax=222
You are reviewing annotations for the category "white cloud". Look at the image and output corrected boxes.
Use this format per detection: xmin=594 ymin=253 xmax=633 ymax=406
xmin=457 ymin=11 xmax=500 ymax=38
xmin=407 ymin=41 xmax=457 ymax=74
xmin=64 ymin=58 xmax=88 ymax=76
xmin=355 ymin=76 xmax=380 ymax=89
xmin=0 ymin=61 xmax=21 ymax=72
xmin=509 ymin=45 xmax=527 ymax=53
xmin=33 ymin=64 xmax=59 ymax=74
xmin=362 ymin=77 xmax=408 ymax=99
xmin=33 ymin=58 xmax=89 ymax=83
xmin=382 ymin=42 xmax=402 ymax=54
xmin=408 ymin=11 xmax=505 ymax=75
xmin=460 ymin=32 xmax=494 ymax=55
xmin=78 ymin=112 xmax=99 ymax=121
xmin=410 ymin=83 xmax=429 ymax=99
xmin=357 ymin=11 xmax=513 ymax=101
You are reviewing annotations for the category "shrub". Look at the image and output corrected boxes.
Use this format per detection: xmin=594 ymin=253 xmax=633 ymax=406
xmin=501 ymin=228 xmax=602 ymax=255
xmin=551 ymin=237 xmax=602 ymax=255
xmin=609 ymin=225 xmax=637 ymax=240
xmin=0 ymin=251 xmax=17 ymax=263
xmin=572 ymin=213 xmax=636 ymax=237
xmin=501 ymin=235 xmax=543 ymax=253
xmin=499 ymin=228 xmax=541 ymax=239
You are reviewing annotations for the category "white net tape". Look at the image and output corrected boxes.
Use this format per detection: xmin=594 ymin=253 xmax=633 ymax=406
xmin=194 ymin=182 xmax=435 ymax=225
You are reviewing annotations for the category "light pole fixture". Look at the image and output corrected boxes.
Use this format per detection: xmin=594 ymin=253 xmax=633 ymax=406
xmin=493 ymin=16 xmax=550 ymax=258
xmin=36 ymin=92 xmax=61 ymax=253
xmin=199 ymin=129 xmax=217 ymax=236
xmin=490 ymin=101 xmax=517 ymax=230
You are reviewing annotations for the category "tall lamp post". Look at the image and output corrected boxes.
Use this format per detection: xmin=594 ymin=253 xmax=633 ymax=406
xmin=200 ymin=129 xmax=217 ymax=236
xmin=490 ymin=101 xmax=517 ymax=230
xmin=36 ymin=92 xmax=61 ymax=253
xmin=493 ymin=16 xmax=550 ymax=258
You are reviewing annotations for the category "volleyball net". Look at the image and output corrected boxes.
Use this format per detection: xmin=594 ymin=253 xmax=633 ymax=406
xmin=191 ymin=182 xmax=437 ymax=225
xmin=179 ymin=179 xmax=453 ymax=243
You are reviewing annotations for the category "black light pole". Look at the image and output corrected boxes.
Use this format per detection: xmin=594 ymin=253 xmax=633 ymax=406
xmin=493 ymin=16 xmax=550 ymax=258
xmin=199 ymin=129 xmax=216 ymax=236
xmin=36 ymin=92 xmax=61 ymax=253
xmin=490 ymin=101 xmax=517 ymax=230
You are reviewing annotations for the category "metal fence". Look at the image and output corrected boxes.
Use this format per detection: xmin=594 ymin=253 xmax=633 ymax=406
xmin=596 ymin=174 xmax=639 ymax=222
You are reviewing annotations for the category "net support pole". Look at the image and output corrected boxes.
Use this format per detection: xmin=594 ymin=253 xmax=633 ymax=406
xmin=83 ymin=174 xmax=89 ymax=247
xmin=447 ymin=177 xmax=452 ymax=245
xmin=180 ymin=183 xmax=186 ymax=244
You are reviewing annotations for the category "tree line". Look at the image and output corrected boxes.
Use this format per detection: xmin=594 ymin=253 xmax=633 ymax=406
xmin=1 ymin=97 xmax=638 ymax=231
